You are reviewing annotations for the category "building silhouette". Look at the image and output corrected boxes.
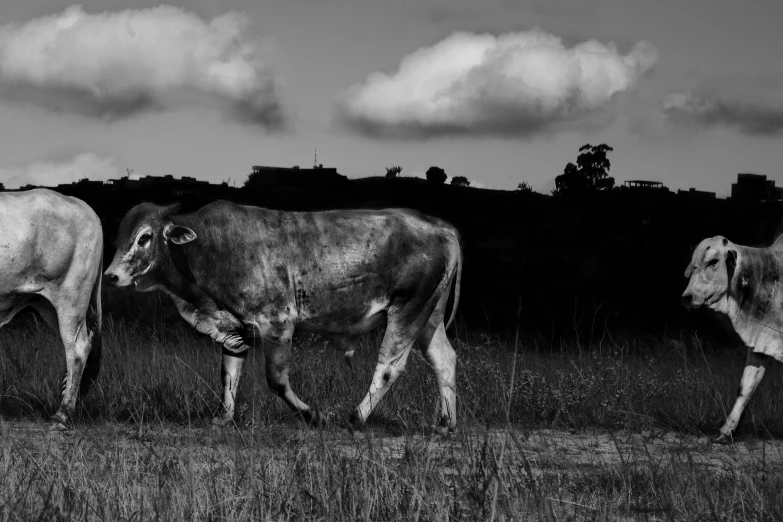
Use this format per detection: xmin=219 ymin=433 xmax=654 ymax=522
xmin=677 ymin=187 xmax=717 ymax=201
xmin=623 ymin=180 xmax=667 ymax=190
xmin=731 ymin=173 xmax=783 ymax=202
xmin=246 ymin=164 xmax=347 ymax=189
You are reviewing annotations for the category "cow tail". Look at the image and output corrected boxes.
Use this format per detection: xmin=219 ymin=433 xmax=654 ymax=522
xmin=445 ymin=242 xmax=462 ymax=331
xmin=80 ymin=250 xmax=103 ymax=397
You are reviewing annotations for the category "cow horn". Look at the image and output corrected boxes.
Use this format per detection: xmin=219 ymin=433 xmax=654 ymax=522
xmin=158 ymin=203 xmax=181 ymax=218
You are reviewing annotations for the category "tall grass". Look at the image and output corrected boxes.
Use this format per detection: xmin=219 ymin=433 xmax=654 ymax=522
xmin=1 ymin=317 xmax=782 ymax=520
xmin=2 ymin=318 xmax=781 ymax=436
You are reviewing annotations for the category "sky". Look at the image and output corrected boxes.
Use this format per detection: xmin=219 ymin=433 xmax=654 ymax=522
xmin=0 ymin=0 xmax=780 ymax=195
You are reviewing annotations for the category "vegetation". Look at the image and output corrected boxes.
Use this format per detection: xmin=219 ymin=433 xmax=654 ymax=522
xmin=1 ymin=317 xmax=782 ymax=520
xmin=385 ymin=165 xmax=403 ymax=178
xmin=553 ymin=143 xmax=615 ymax=196
xmin=516 ymin=181 xmax=534 ymax=193
xmin=450 ymin=176 xmax=470 ymax=187
xmin=425 ymin=166 xmax=447 ymax=184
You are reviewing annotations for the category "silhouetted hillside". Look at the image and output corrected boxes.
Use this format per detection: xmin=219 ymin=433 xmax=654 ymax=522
xmin=8 ymin=172 xmax=782 ymax=342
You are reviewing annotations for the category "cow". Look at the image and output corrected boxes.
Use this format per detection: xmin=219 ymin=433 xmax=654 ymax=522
xmin=0 ymin=189 xmax=103 ymax=429
xmin=104 ymin=201 xmax=462 ymax=433
xmin=682 ymin=235 xmax=783 ymax=442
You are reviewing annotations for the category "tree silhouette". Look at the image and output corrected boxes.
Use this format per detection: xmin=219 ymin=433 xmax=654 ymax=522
xmin=516 ymin=181 xmax=534 ymax=193
xmin=385 ymin=165 xmax=402 ymax=178
xmin=553 ymin=144 xmax=615 ymax=196
xmin=426 ymin=166 xmax=447 ymax=184
xmin=451 ymin=176 xmax=470 ymax=187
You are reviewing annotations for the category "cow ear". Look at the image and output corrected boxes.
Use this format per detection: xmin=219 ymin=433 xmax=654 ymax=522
xmin=684 ymin=264 xmax=694 ymax=278
xmin=725 ymin=249 xmax=737 ymax=279
xmin=163 ymin=222 xmax=197 ymax=245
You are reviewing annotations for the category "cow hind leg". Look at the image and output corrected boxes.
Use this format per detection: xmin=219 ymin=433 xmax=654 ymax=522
xmin=34 ymin=299 xmax=101 ymax=400
xmin=717 ymin=350 xmax=771 ymax=442
xmin=264 ymin=340 xmax=325 ymax=427
xmin=349 ymin=319 xmax=418 ymax=431
xmin=329 ymin=335 xmax=360 ymax=369
xmin=417 ymin=321 xmax=457 ymax=435
xmin=50 ymin=311 xmax=94 ymax=430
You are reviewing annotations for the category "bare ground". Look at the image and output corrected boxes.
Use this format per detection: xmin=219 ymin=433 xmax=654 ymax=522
xmin=3 ymin=419 xmax=781 ymax=479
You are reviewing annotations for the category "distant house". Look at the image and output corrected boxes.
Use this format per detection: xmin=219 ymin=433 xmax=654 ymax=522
xmin=677 ymin=188 xmax=717 ymax=201
xmin=731 ymin=173 xmax=783 ymax=202
xmin=57 ymin=178 xmax=104 ymax=190
xmin=246 ymin=164 xmax=347 ymax=189
xmin=623 ymin=180 xmax=667 ymax=190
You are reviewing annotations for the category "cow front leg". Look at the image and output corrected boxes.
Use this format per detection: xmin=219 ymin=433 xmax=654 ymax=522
xmin=264 ymin=340 xmax=325 ymax=427
xmin=717 ymin=350 xmax=771 ymax=442
xmin=212 ymin=348 xmax=248 ymax=427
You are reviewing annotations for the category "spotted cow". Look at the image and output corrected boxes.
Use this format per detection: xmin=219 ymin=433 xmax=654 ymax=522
xmin=105 ymin=201 xmax=462 ymax=433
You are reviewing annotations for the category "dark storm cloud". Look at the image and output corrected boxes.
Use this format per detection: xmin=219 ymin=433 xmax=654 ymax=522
xmin=663 ymin=73 xmax=783 ymax=136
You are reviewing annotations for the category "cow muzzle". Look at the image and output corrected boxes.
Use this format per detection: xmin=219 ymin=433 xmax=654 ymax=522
xmin=681 ymin=290 xmax=703 ymax=309
xmin=103 ymin=267 xmax=133 ymax=287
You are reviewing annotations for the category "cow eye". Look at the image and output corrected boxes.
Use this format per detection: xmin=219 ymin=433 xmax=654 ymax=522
xmin=137 ymin=233 xmax=152 ymax=246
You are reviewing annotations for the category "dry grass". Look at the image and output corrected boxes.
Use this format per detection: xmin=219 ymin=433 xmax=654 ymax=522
xmin=1 ymin=316 xmax=783 ymax=520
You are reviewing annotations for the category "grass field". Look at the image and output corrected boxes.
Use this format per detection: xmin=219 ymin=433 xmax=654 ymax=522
xmin=1 ymin=317 xmax=782 ymax=520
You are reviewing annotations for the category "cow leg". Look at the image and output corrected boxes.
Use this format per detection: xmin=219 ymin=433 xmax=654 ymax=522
xmin=718 ymin=350 xmax=771 ymax=441
xmin=50 ymin=308 xmax=94 ymax=429
xmin=166 ymin=297 xmax=254 ymax=427
xmin=417 ymin=322 xmax=457 ymax=434
xmin=263 ymin=338 xmax=325 ymax=427
xmin=211 ymin=348 xmax=248 ymax=427
xmin=329 ymin=335 xmax=360 ymax=369
xmin=350 ymin=321 xmax=416 ymax=431
xmin=31 ymin=300 xmax=59 ymax=332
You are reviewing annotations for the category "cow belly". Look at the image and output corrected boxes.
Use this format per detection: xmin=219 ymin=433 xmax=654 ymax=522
xmin=0 ymin=294 xmax=34 ymax=328
xmin=298 ymin=298 xmax=388 ymax=335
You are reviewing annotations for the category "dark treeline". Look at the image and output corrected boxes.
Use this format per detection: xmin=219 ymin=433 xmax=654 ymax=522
xmin=18 ymin=173 xmax=783 ymax=343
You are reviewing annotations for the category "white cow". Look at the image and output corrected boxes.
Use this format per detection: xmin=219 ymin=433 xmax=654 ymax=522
xmin=682 ymin=235 xmax=783 ymax=442
xmin=0 ymin=189 xmax=103 ymax=429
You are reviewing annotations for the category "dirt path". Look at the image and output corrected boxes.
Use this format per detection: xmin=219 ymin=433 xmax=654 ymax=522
xmin=3 ymin=419 xmax=781 ymax=478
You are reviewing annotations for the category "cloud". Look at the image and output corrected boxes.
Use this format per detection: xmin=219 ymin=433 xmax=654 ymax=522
xmin=0 ymin=153 xmax=123 ymax=189
xmin=662 ymin=74 xmax=783 ymax=135
xmin=338 ymin=29 xmax=658 ymax=138
xmin=0 ymin=4 xmax=283 ymax=127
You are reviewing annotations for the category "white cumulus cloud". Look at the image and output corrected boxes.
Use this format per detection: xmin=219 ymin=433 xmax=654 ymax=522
xmin=339 ymin=29 xmax=658 ymax=138
xmin=0 ymin=4 xmax=283 ymax=127
xmin=0 ymin=153 xmax=123 ymax=189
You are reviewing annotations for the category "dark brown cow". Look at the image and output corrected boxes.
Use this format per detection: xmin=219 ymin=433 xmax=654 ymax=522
xmin=105 ymin=201 xmax=462 ymax=433
xmin=683 ymin=235 xmax=783 ymax=441
xmin=0 ymin=189 xmax=103 ymax=429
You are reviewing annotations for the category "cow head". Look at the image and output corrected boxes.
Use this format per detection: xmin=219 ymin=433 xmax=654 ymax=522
xmin=682 ymin=236 xmax=737 ymax=312
xmin=104 ymin=203 xmax=197 ymax=290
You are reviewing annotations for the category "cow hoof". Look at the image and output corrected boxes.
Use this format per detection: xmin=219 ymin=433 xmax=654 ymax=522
xmin=346 ymin=412 xmax=364 ymax=434
xmin=211 ymin=417 xmax=231 ymax=429
xmin=714 ymin=434 xmax=734 ymax=445
xmin=300 ymin=410 xmax=327 ymax=429
xmin=49 ymin=412 xmax=73 ymax=433
xmin=49 ymin=421 xmax=73 ymax=433
xmin=431 ymin=425 xmax=451 ymax=438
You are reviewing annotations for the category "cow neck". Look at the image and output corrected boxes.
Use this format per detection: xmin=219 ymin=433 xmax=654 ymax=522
xmin=727 ymin=245 xmax=783 ymax=350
